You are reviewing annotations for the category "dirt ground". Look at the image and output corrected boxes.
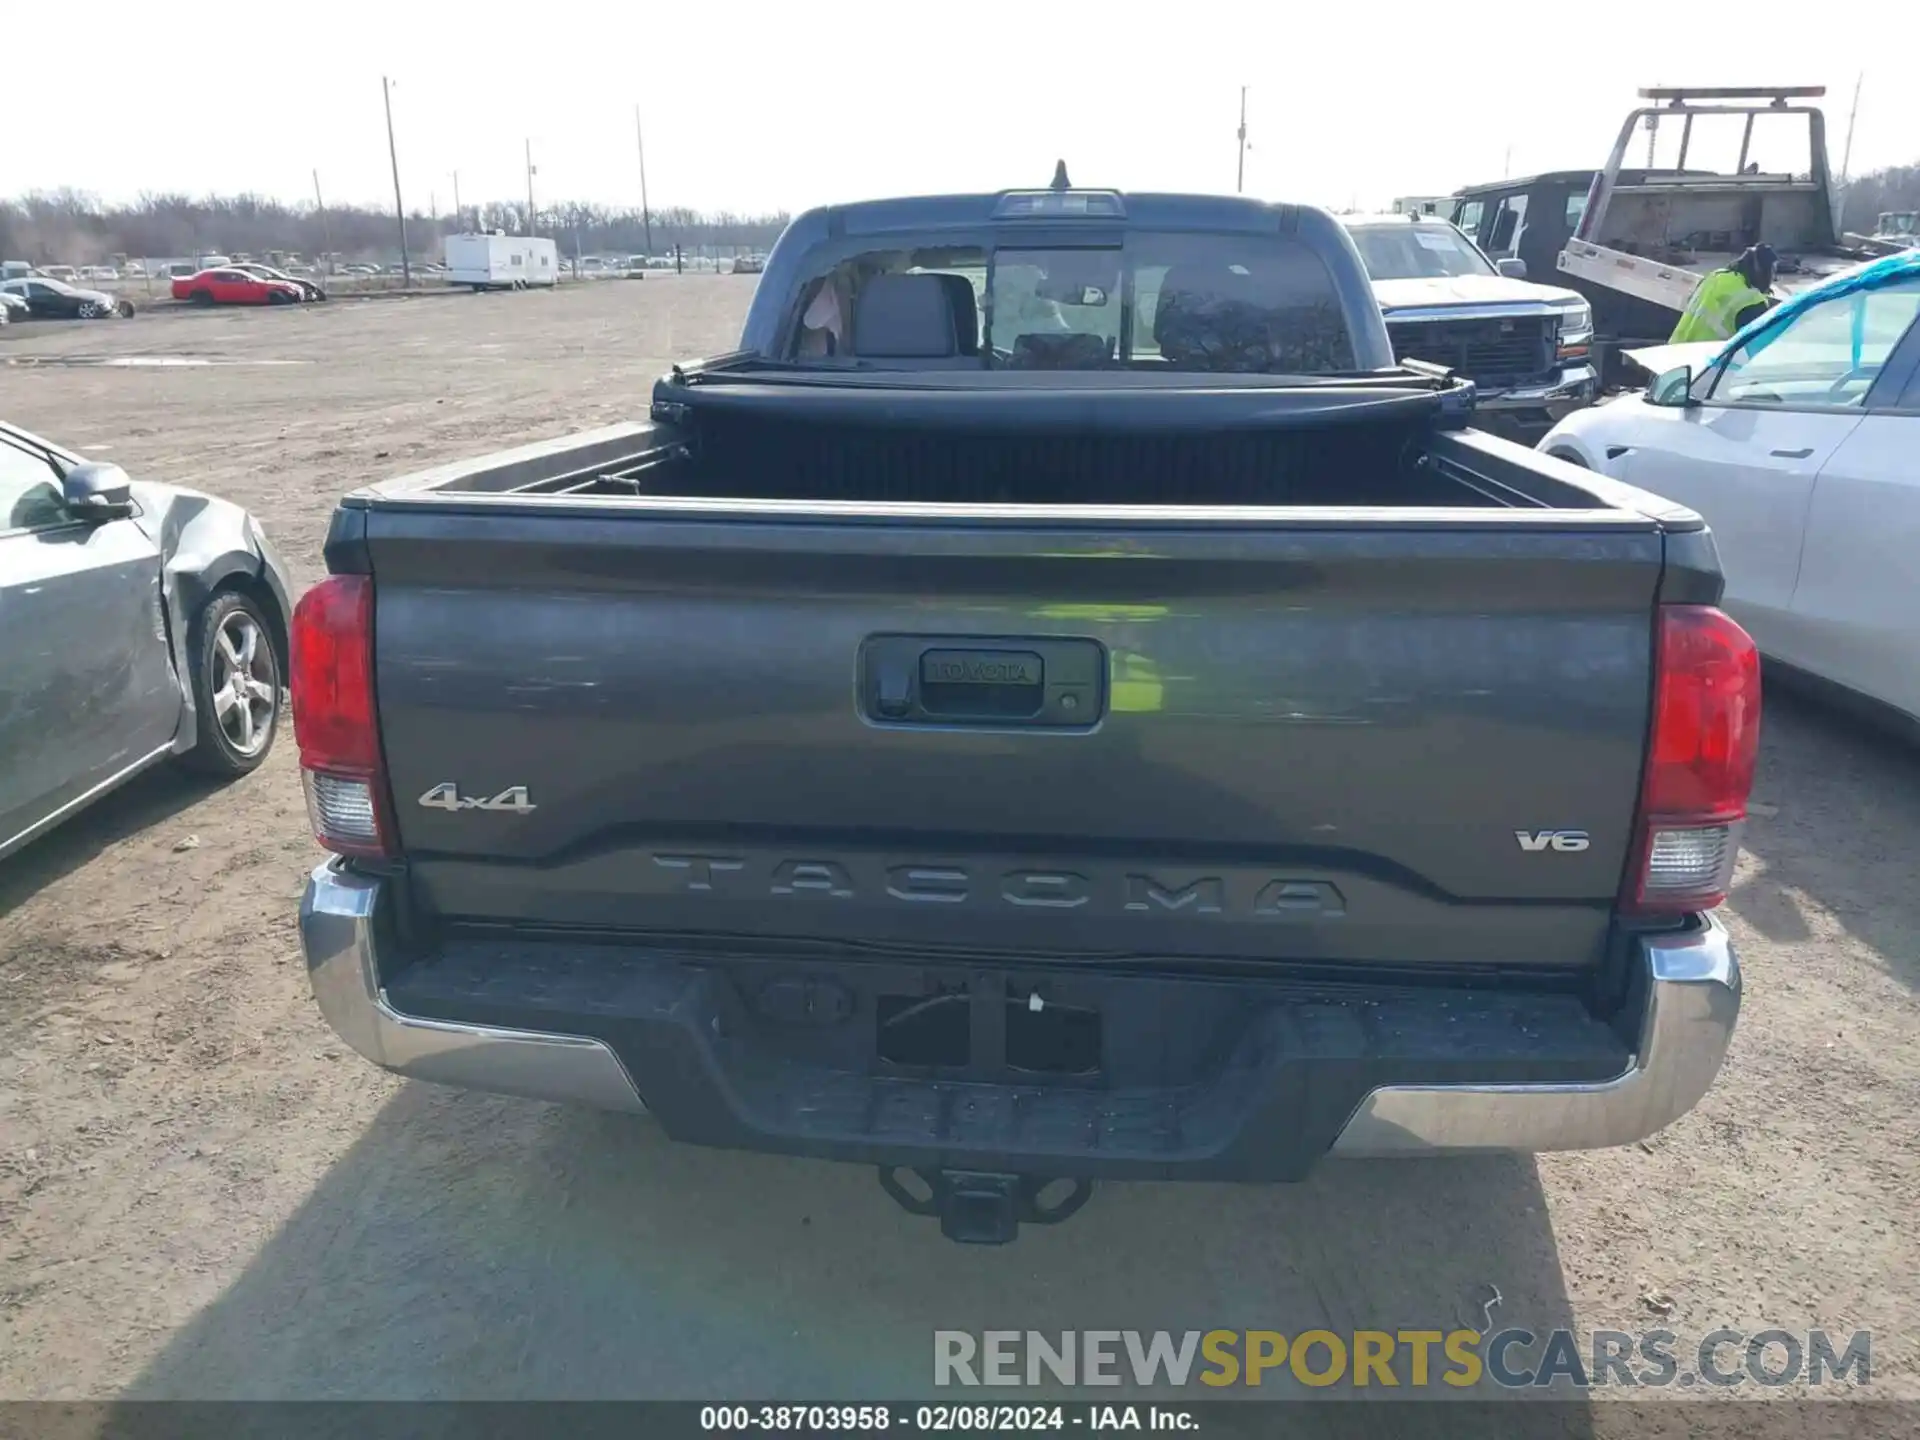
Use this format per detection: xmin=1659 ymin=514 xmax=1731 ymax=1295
xmin=1 ymin=281 xmax=1915 ymax=1415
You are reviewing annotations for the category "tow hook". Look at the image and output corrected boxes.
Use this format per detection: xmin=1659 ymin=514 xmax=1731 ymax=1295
xmin=877 ymin=1168 xmax=1094 ymax=1244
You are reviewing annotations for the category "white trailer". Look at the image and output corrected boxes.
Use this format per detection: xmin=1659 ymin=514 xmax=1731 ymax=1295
xmin=444 ymin=233 xmax=559 ymax=290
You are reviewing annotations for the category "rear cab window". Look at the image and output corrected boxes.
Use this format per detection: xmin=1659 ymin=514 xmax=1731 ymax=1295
xmin=789 ymin=229 xmax=1356 ymax=374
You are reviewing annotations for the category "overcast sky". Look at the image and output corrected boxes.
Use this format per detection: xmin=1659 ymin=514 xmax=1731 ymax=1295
xmin=2 ymin=2 xmax=1901 ymax=217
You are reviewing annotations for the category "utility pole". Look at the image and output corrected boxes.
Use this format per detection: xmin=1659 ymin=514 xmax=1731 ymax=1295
xmin=312 ymin=168 xmax=333 ymax=276
xmin=452 ymin=171 xmax=462 ymax=231
xmin=1235 ymin=86 xmax=1248 ymax=194
xmin=1836 ymin=71 xmax=1864 ymax=232
xmin=1839 ymin=70 xmax=1864 ymax=185
xmin=525 ymin=138 xmax=538 ymax=237
xmin=382 ymin=76 xmax=411 ymax=286
xmin=635 ymin=105 xmax=653 ymax=253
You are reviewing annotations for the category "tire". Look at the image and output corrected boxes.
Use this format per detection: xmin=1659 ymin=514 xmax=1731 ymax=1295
xmin=78 ymin=301 xmax=103 ymax=319
xmin=179 ymin=591 xmax=282 ymax=778
xmin=115 ymin=299 xmax=136 ymax=319
xmin=190 ymin=289 xmax=214 ymax=306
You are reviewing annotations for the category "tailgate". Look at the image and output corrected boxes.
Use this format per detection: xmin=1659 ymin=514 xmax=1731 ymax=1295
xmin=363 ymin=504 xmax=1663 ymax=970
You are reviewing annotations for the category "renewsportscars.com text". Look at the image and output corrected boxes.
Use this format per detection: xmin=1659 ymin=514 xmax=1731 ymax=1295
xmin=933 ymin=1329 xmax=1871 ymax=1390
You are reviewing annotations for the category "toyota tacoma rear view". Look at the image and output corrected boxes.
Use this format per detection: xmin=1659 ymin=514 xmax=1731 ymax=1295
xmin=293 ymin=183 xmax=1757 ymax=1243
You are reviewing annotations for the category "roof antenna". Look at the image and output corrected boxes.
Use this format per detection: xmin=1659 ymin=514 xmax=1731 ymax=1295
xmin=1050 ymin=159 xmax=1071 ymax=190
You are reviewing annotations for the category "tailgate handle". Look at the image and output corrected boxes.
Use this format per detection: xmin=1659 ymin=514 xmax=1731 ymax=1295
xmin=862 ymin=636 xmax=1104 ymax=728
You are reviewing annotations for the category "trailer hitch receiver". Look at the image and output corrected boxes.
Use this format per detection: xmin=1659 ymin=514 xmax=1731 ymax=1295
xmin=878 ymin=1168 xmax=1094 ymax=1244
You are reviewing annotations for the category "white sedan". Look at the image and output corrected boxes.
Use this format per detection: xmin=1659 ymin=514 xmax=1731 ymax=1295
xmin=1540 ymin=256 xmax=1920 ymax=727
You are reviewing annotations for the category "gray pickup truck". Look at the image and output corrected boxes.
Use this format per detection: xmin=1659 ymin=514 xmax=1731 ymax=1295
xmin=295 ymin=185 xmax=1757 ymax=1244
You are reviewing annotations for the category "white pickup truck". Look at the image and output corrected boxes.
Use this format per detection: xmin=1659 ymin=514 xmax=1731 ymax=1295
xmin=1342 ymin=213 xmax=1597 ymax=441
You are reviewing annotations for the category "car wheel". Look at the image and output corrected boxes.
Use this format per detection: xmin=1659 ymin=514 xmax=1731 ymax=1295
xmin=179 ymin=591 xmax=282 ymax=778
xmin=191 ymin=289 xmax=214 ymax=306
xmin=115 ymin=299 xmax=136 ymax=318
xmin=78 ymin=301 xmax=104 ymax=318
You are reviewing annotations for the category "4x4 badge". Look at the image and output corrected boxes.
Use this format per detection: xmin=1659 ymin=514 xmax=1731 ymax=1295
xmin=418 ymin=783 xmax=537 ymax=814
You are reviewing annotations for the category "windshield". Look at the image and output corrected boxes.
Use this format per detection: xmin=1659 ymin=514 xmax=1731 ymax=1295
xmin=1346 ymin=224 xmax=1494 ymax=281
xmin=795 ymin=230 xmax=1356 ymax=374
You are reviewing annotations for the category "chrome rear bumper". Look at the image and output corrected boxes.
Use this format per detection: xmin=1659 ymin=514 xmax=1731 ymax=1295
xmin=301 ymin=861 xmax=1739 ymax=1156
xmin=302 ymin=863 xmax=647 ymax=1115
xmin=1330 ymin=917 xmax=1739 ymax=1153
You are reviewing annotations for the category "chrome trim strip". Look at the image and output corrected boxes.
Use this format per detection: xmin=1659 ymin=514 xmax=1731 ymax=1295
xmin=0 ymin=742 xmax=175 ymax=861
xmin=1331 ymin=914 xmax=1741 ymax=1154
xmin=299 ymin=861 xmax=648 ymax=1114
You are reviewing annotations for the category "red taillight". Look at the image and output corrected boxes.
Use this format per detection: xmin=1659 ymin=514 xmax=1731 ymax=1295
xmin=290 ymin=574 xmax=392 ymax=857
xmin=1627 ymin=605 xmax=1761 ymax=914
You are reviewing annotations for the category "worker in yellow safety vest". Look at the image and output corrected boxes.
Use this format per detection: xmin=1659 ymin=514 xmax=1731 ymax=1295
xmin=1670 ymin=244 xmax=1778 ymax=343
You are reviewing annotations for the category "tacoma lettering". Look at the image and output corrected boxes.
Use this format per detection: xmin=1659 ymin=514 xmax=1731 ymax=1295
xmin=648 ymin=855 xmax=1348 ymax=918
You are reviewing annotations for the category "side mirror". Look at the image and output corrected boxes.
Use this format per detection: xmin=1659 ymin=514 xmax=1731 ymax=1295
xmin=1495 ymin=257 xmax=1529 ymax=280
xmin=1647 ymin=364 xmax=1698 ymax=408
xmin=62 ymin=461 xmax=136 ymax=520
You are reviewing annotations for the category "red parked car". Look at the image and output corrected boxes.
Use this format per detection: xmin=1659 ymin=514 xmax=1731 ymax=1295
xmin=171 ymin=268 xmax=305 ymax=306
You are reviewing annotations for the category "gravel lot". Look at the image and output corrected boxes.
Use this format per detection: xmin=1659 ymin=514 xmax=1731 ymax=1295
xmin=1 ymin=281 xmax=1915 ymax=1418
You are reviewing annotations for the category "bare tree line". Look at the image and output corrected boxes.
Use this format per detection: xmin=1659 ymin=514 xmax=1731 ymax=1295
xmin=0 ymin=189 xmax=791 ymax=265
xmin=5 ymin=162 xmax=1917 ymax=267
